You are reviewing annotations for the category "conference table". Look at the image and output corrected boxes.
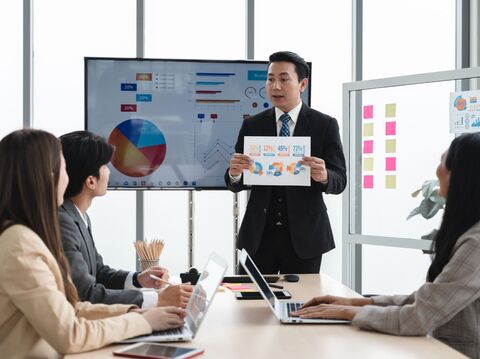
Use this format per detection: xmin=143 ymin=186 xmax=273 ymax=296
xmin=66 ymin=274 xmax=466 ymax=358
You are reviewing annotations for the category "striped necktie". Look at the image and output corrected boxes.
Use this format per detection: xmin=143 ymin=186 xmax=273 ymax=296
xmin=279 ymin=113 xmax=291 ymax=137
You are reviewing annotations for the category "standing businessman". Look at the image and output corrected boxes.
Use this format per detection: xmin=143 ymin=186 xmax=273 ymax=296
xmin=225 ymin=51 xmax=346 ymax=274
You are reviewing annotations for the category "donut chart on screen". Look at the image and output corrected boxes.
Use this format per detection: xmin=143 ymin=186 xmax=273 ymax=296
xmin=108 ymin=119 xmax=166 ymax=177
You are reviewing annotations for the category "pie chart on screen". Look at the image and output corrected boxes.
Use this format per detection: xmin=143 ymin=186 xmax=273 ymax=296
xmin=108 ymin=119 xmax=166 ymax=177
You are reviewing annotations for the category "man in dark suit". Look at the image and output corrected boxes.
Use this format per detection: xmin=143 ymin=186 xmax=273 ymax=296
xmin=59 ymin=131 xmax=193 ymax=308
xmin=225 ymin=51 xmax=346 ymax=274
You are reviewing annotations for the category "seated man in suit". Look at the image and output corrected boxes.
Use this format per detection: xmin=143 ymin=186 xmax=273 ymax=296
xmin=59 ymin=131 xmax=192 ymax=308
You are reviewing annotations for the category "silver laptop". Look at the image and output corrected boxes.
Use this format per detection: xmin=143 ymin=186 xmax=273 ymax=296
xmin=122 ymin=252 xmax=228 ymax=342
xmin=239 ymin=249 xmax=349 ymax=324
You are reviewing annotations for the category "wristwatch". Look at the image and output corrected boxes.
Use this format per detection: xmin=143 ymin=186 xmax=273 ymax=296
xmin=132 ymin=272 xmax=142 ymax=288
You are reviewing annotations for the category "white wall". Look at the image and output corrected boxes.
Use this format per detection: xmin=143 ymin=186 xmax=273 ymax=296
xmin=0 ymin=1 xmax=22 ymax=137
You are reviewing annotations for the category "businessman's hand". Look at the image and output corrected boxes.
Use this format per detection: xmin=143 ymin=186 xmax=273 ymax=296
xmin=300 ymin=156 xmax=328 ymax=183
xmin=142 ymin=306 xmax=186 ymax=331
xmin=157 ymin=284 xmax=194 ymax=308
xmin=229 ymin=153 xmax=252 ymax=177
xmin=137 ymin=266 xmax=170 ymax=289
xmin=300 ymin=295 xmax=373 ymax=308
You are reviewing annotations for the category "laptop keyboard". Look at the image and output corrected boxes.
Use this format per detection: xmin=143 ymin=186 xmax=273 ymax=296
xmin=152 ymin=326 xmax=186 ymax=336
xmin=286 ymin=302 xmax=303 ymax=317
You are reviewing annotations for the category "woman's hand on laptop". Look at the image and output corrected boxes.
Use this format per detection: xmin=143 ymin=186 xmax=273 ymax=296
xmin=142 ymin=306 xmax=185 ymax=331
xmin=291 ymin=304 xmax=359 ymax=321
xmin=300 ymin=295 xmax=373 ymax=308
xmin=157 ymin=284 xmax=194 ymax=308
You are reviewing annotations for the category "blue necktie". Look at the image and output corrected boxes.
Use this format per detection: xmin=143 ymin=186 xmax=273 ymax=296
xmin=279 ymin=113 xmax=290 ymax=137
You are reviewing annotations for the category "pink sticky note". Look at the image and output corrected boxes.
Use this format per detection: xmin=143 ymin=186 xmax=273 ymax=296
xmin=363 ymin=105 xmax=373 ymax=119
xmin=363 ymin=140 xmax=373 ymax=153
xmin=386 ymin=157 xmax=396 ymax=171
xmin=386 ymin=121 xmax=396 ymax=135
xmin=363 ymin=175 xmax=374 ymax=189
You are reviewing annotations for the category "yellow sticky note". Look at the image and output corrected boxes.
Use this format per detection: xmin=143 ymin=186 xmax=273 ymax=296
xmin=386 ymin=175 xmax=396 ymax=189
xmin=363 ymin=157 xmax=374 ymax=171
xmin=363 ymin=123 xmax=374 ymax=137
xmin=385 ymin=139 xmax=396 ymax=153
xmin=385 ymin=103 xmax=396 ymax=118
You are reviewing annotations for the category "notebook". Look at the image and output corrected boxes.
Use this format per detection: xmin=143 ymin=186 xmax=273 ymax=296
xmin=239 ymin=249 xmax=349 ymax=324
xmin=122 ymin=252 xmax=228 ymax=342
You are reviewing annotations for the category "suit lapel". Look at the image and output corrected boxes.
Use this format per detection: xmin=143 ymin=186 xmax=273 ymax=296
xmin=62 ymin=199 xmax=96 ymax=274
xmin=260 ymin=108 xmax=277 ymax=136
xmin=293 ymin=103 xmax=311 ymax=137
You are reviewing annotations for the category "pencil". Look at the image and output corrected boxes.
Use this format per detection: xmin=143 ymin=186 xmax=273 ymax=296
xmin=149 ymin=274 xmax=172 ymax=286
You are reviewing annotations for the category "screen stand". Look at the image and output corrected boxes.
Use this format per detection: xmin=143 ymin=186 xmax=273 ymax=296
xmin=135 ymin=190 xmax=144 ymax=272
xmin=233 ymin=193 xmax=239 ymax=273
xmin=188 ymin=190 xmax=194 ymax=268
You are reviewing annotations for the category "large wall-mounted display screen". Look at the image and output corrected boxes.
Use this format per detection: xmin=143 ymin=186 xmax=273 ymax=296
xmin=85 ymin=57 xmax=311 ymax=189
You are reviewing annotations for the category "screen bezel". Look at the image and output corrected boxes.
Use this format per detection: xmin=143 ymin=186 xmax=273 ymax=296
xmin=184 ymin=252 xmax=228 ymax=335
xmin=84 ymin=56 xmax=312 ymax=190
xmin=239 ymin=249 xmax=279 ymax=312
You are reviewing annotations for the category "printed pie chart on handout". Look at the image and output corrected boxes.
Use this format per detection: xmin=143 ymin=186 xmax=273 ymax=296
xmin=108 ymin=119 xmax=167 ymax=177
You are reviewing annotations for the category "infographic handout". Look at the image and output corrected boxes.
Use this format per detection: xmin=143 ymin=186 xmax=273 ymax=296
xmin=450 ymin=90 xmax=480 ymax=134
xmin=243 ymin=136 xmax=311 ymax=186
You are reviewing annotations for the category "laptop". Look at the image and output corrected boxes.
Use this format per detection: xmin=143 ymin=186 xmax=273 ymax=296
xmin=122 ymin=252 xmax=228 ymax=343
xmin=239 ymin=249 xmax=349 ymax=324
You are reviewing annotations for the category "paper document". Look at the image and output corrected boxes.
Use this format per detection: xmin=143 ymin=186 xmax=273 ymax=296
xmin=243 ymin=136 xmax=311 ymax=186
xmin=449 ymin=90 xmax=480 ymax=134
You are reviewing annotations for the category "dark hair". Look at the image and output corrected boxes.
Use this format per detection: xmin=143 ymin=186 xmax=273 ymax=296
xmin=60 ymin=131 xmax=114 ymax=198
xmin=0 ymin=129 xmax=78 ymax=304
xmin=268 ymin=51 xmax=310 ymax=81
xmin=427 ymin=133 xmax=480 ymax=282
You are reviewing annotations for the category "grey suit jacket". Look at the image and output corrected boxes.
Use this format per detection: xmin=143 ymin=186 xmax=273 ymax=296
xmin=59 ymin=198 xmax=143 ymax=306
xmin=353 ymin=221 xmax=480 ymax=358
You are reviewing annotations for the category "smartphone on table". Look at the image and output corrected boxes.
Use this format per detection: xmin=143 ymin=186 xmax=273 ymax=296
xmin=235 ymin=290 xmax=292 ymax=300
xmin=113 ymin=343 xmax=204 ymax=359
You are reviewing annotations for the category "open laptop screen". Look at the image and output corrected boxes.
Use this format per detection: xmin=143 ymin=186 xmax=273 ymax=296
xmin=241 ymin=252 xmax=277 ymax=310
xmin=185 ymin=253 xmax=227 ymax=335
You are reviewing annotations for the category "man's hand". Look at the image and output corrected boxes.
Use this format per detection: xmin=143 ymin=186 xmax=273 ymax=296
xmin=137 ymin=266 xmax=170 ymax=289
xmin=157 ymin=284 xmax=194 ymax=308
xmin=300 ymin=156 xmax=328 ymax=183
xmin=229 ymin=153 xmax=252 ymax=177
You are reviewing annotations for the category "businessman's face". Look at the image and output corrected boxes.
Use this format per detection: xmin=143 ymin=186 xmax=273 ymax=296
xmin=266 ymin=61 xmax=308 ymax=113
xmin=91 ymin=164 xmax=110 ymax=197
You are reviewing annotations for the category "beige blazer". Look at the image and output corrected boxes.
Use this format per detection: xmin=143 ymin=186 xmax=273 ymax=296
xmin=353 ymin=221 xmax=480 ymax=358
xmin=0 ymin=225 xmax=151 ymax=358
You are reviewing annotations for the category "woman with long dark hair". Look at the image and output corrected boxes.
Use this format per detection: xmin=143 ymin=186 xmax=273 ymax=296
xmin=293 ymin=133 xmax=480 ymax=358
xmin=0 ymin=129 xmax=185 ymax=358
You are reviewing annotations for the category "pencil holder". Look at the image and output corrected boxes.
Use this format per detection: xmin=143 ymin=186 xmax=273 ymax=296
xmin=140 ymin=259 xmax=159 ymax=271
xmin=134 ymin=239 xmax=165 ymax=271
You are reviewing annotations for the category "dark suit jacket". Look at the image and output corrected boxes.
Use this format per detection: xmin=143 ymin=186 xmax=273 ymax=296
xmin=225 ymin=104 xmax=346 ymax=259
xmin=59 ymin=198 xmax=143 ymax=306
